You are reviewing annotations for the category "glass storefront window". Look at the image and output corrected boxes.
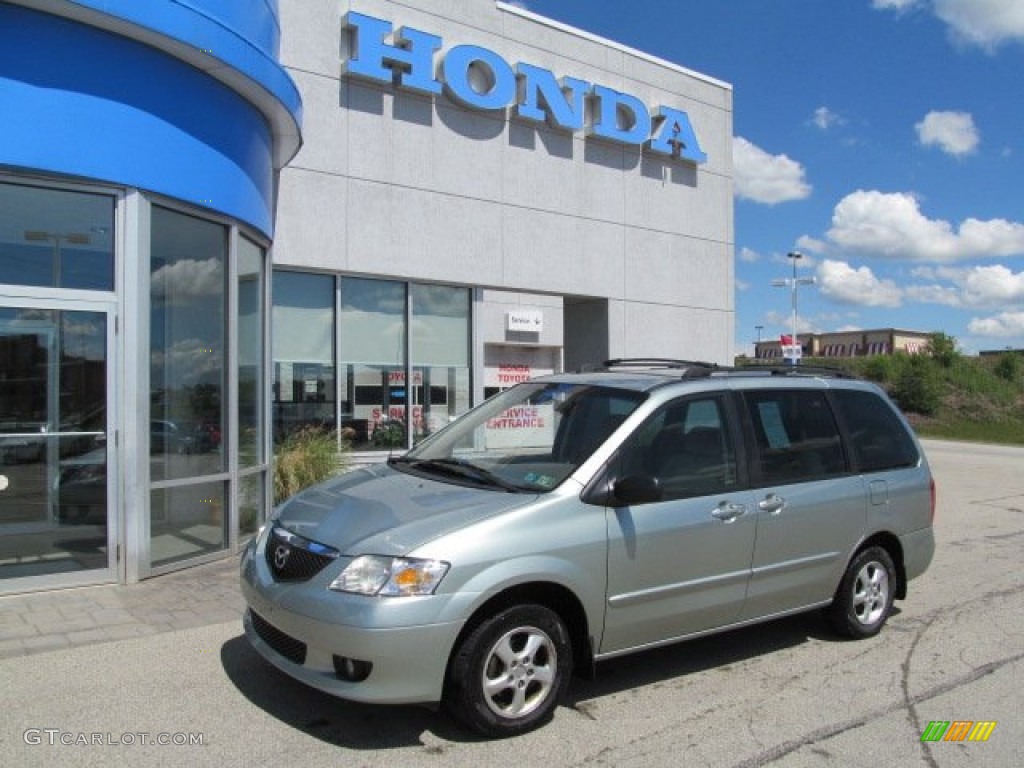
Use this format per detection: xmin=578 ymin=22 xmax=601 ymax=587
xmin=272 ymin=271 xmax=336 ymax=445
xmin=150 ymin=481 xmax=227 ymax=568
xmin=0 ymin=182 xmax=114 ymax=290
xmin=238 ymin=238 xmax=264 ymax=467
xmin=339 ymin=278 xmax=406 ymax=450
xmin=411 ymin=284 xmax=471 ymax=443
xmin=238 ymin=472 xmax=264 ymax=539
xmin=269 ymin=274 xmax=473 ymax=453
xmin=149 ymin=206 xmax=227 ymax=482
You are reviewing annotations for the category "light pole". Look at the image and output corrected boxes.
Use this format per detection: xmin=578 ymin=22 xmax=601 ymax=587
xmin=771 ymin=251 xmax=815 ymax=365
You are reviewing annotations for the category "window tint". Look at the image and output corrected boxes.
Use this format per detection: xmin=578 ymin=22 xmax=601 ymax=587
xmin=831 ymin=389 xmax=919 ymax=472
xmin=617 ymin=396 xmax=737 ymax=500
xmin=742 ymin=389 xmax=846 ymax=484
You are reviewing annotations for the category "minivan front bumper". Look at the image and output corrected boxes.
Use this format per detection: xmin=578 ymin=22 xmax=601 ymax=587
xmin=240 ymin=537 xmax=465 ymax=705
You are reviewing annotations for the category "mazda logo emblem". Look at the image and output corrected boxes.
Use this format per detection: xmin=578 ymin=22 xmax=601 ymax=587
xmin=273 ymin=545 xmax=290 ymax=569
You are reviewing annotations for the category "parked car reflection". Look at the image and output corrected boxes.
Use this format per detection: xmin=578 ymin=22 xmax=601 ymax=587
xmin=54 ymin=444 xmax=107 ymax=525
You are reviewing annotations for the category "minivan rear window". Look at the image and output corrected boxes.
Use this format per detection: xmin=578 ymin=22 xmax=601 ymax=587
xmin=831 ymin=389 xmax=919 ymax=472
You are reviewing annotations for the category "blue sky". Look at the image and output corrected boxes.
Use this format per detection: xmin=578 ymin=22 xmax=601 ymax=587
xmin=514 ymin=0 xmax=1024 ymax=355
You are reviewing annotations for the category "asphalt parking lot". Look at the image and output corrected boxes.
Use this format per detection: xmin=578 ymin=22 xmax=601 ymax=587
xmin=1 ymin=438 xmax=1021 ymax=767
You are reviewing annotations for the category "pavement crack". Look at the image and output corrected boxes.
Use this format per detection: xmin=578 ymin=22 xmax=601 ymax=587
xmin=725 ymin=650 xmax=1024 ymax=768
xmin=902 ymin=616 xmax=939 ymax=768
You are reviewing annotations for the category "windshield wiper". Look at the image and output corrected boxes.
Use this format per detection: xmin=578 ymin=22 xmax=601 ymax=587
xmin=388 ymin=456 xmax=521 ymax=492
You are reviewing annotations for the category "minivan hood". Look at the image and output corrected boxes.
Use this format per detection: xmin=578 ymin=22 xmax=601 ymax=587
xmin=272 ymin=464 xmax=537 ymax=556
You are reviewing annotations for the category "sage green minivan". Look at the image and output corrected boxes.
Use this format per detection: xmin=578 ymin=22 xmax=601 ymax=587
xmin=241 ymin=361 xmax=935 ymax=737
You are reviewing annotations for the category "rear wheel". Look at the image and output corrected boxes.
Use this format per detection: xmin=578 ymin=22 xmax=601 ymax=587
xmin=828 ymin=546 xmax=897 ymax=638
xmin=445 ymin=604 xmax=572 ymax=737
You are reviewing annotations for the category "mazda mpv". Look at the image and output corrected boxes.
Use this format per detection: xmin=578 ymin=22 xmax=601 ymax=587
xmin=241 ymin=360 xmax=935 ymax=737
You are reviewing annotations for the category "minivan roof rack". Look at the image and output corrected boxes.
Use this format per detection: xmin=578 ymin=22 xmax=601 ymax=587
xmin=602 ymin=358 xmax=719 ymax=377
xmin=735 ymin=363 xmax=861 ymax=379
xmin=599 ymin=359 xmax=862 ymax=381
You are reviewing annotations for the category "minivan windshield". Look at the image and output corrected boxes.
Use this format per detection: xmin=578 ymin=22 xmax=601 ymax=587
xmin=389 ymin=382 xmax=645 ymax=492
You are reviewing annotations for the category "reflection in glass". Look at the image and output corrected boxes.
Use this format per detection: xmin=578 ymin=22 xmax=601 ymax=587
xmin=0 ymin=308 xmax=108 ymax=579
xmin=272 ymin=271 xmax=336 ymax=446
xmin=238 ymin=238 xmax=264 ymax=467
xmin=339 ymin=278 xmax=407 ymax=450
xmin=0 ymin=182 xmax=114 ymax=290
xmin=411 ymin=284 xmax=471 ymax=443
xmin=238 ymin=472 xmax=264 ymax=539
xmin=150 ymin=481 xmax=227 ymax=568
xmin=149 ymin=207 xmax=226 ymax=481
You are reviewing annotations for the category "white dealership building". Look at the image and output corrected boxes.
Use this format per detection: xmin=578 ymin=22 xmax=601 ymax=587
xmin=0 ymin=0 xmax=733 ymax=592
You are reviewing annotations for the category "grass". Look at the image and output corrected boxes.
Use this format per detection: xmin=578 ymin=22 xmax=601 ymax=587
xmin=273 ymin=427 xmax=348 ymax=505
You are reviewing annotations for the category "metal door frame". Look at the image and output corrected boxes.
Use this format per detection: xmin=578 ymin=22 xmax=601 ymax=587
xmin=0 ymin=295 xmax=119 ymax=594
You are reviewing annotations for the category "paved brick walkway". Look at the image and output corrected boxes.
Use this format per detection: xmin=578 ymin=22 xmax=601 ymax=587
xmin=0 ymin=556 xmax=243 ymax=658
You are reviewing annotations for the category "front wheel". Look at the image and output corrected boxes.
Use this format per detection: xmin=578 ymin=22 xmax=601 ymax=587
xmin=445 ymin=604 xmax=572 ymax=737
xmin=828 ymin=546 xmax=897 ymax=638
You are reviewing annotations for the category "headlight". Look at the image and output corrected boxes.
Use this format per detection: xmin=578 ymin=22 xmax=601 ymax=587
xmin=329 ymin=555 xmax=449 ymax=597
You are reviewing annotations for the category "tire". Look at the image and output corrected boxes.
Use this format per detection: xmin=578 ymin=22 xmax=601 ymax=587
xmin=828 ymin=546 xmax=897 ymax=639
xmin=445 ymin=604 xmax=572 ymax=737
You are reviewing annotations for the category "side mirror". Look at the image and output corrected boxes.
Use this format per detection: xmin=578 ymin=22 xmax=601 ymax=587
xmin=612 ymin=474 xmax=663 ymax=506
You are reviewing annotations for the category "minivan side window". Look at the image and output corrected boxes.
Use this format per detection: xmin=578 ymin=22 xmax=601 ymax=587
xmin=618 ymin=396 xmax=738 ymax=500
xmin=831 ymin=389 xmax=919 ymax=472
xmin=742 ymin=389 xmax=847 ymax=484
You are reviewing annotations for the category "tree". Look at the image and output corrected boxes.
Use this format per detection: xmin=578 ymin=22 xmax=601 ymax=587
xmin=925 ymin=332 xmax=959 ymax=368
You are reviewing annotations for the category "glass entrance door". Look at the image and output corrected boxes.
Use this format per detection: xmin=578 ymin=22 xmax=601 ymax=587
xmin=0 ymin=306 xmax=114 ymax=585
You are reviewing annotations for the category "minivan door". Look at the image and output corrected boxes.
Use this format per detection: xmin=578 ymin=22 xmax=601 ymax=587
xmin=737 ymin=388 xmax=865 ymax=620
xmin=600 ymin=395 xmax=757 ymax=654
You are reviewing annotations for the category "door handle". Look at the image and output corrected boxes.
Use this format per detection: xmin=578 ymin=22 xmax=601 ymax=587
xmin=711 ymin=501 xmax=746 ymax=523
xmin=758 ymin=493 xmax=786 ymax=515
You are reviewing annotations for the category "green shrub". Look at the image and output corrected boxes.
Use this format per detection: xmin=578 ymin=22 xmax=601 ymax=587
xmin=862 ymin=355 xmax=895 ymax=383
xmin=273 ymin=427 xmax=347 ymax=505
xmin=994 ymin=352 xmax=1022 ymax=383
xmin=892 ymin=355 xmax=943 ymax=416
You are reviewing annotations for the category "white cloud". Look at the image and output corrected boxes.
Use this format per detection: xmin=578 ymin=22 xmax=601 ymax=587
xmin=916 ymin=110 xmax=979 ymax=156
xmin=910 ymin=264 xmax=1024 ymax=306
xmin=872 ymin=0 xmax=921 ymax=10
xmin=967 ymin=311 xmax=1024 ymax=337
xmin=933 ymin=0 xmax=1024 ymax=50
xmin=738 ymin=246 xmax=761 ymax=263
xmin=816 ymin=259 xmax=903 ymax=307
xmin=151 ymin=258 xmax=222 ymax=300
xmin=875 ymin=0 xmax=1024 ymax=51
xmin=960 ymin=264 xmax=1024 ymax=304
xmin=765 ymin=310 xmax=817 ymax=334
xmin=810 ymin=107 xmax=845 ymax=131
xmin=733 ymin=137 xmax=812 ymax=205
xmin=905 ymin=283 xmax=962 ymax=306
xmin=826 ymin=190 xmax=1024 ymax=261
xmin=796 ymin=235 xmax=827 ymax=255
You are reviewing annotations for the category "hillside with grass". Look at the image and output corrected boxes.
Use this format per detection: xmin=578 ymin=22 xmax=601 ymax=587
xmin=747 ymin=333 xmax=1024 ymax=446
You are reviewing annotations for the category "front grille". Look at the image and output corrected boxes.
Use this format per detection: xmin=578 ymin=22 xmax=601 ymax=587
xmin=265 ymin=525 xmax=338 ymax=582
xmin=250 ymin=610 xmax=307 ymax=665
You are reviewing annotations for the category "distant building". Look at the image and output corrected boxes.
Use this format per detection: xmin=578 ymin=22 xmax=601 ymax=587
xmin=754 ymin=329 xmax=933 ymax=360
xmin=979 ymin=348 xmax=1024 ymax=357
